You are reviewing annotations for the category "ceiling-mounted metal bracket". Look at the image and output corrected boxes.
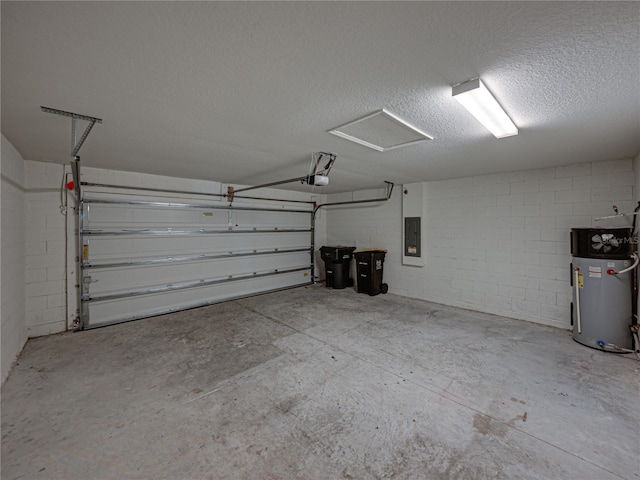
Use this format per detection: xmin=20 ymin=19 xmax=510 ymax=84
xmin=41 ymin=106 xmax=103 ymax=158
xmin=226 ymin=152 xmax=337 ymax=203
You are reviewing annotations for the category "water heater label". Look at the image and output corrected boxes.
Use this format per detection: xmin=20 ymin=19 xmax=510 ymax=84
xmin=607 ymin=262 xmax=615 ymax=268
xmin=588 ymin=266 xmax=601 ymax=278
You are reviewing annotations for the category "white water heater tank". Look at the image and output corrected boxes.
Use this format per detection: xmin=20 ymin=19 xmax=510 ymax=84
xmin=570 ymin=227 xmax=634 ymax=352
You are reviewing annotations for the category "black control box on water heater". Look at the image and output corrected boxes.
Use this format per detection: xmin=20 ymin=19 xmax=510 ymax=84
xmin=570 ymin=227 xmax=632 ymax=260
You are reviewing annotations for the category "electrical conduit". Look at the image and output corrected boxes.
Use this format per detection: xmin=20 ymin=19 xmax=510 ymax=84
xmin=613 ymin=253 xmax=640 ymax=275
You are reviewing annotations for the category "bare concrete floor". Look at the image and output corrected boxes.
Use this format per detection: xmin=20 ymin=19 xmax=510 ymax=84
xmin=2 ymin=285 xmax=639 ymax=479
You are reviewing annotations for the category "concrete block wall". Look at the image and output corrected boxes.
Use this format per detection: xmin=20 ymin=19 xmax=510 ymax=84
xmin=1 ymin=135 xmax=27 ymax=384
xmin=325 ymin=158 xmax=636 ymax=329
xmin=23 ymin=160 xmax=68 ymax=337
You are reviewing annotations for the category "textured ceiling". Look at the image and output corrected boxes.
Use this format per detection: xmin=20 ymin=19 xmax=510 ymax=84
xmin=2 ymin=1 xmax=639 ymax=193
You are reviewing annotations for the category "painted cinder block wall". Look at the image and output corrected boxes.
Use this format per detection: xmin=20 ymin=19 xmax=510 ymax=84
xmin=23 ymin=160 xmax=69 ymax=337
xmin=1 ymin=135 xmax=27 ymax=384
xmin=325 ymin=158 xmax=636 ymax=329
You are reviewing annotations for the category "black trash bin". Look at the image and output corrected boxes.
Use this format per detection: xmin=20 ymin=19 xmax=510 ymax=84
xmin=320 ymin=246 xmax=356 ymax=289
xmin=354 ymin=249 xmax=388 ymax=296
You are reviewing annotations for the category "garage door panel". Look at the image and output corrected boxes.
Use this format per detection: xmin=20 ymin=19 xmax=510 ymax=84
xmin=85 ymin=271 xmax=310 ymax=328
xmin=86 ymin=252 xmax=311 ymax=296
xmin=86 ymin=202 xmax=311 ymax=230
xmin=84 ymin=232 xmax=311 ymax=261
xmin=86 ymin=231 xmax=310 ymax=263
xmin=87 ymin=203 xmax=232 ymax=228
xmin=233 ymin=209 xmax=310 ymax=227
xmin=76 ymin=186 xmax=314 ymax=329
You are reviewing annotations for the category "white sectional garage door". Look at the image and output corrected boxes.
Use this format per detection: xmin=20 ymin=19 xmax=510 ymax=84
xmin=75 ymin=185 xmax=313 ymax=329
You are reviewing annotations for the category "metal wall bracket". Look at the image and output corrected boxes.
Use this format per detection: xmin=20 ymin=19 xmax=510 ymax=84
xmin=41 ymin=106 xmax=103 ymax=158
xmin=226 ymin=152 xmax=337 ymax=202
xmin=42 ymin=107 xmax=102 ymax=331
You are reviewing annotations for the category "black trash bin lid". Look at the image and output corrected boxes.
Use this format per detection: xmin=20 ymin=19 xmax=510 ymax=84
xmin=321 ymin=245 xmax=357 ymax=251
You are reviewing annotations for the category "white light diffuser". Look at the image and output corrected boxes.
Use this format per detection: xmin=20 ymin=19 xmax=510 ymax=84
xmin=452 ymin=78 xmax=518 ymax=138
xmin=329 ymin=109 xmax=432 ymax=152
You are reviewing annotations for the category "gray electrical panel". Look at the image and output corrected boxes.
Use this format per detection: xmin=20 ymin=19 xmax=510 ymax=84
xmin=404 ymin=217 xmax=421 ymax=257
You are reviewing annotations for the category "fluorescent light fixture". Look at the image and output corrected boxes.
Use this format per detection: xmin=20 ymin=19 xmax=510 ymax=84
xmin=452 ymin=78 xmax=518 ymax=138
